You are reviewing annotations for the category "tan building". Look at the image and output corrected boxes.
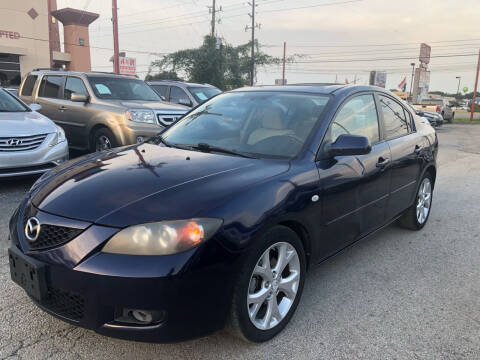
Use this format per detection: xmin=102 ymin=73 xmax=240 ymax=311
xmin=0 ymin=0 xmax=98 ymax=86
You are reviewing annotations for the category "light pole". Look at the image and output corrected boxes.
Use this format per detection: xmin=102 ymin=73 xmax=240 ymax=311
xmin=409 ymin=62 xmax=415 ymax=99
xmin=456 ymin=76 xmax=461 ymax=97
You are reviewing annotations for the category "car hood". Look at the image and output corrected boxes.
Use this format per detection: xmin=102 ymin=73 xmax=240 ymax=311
xmin=104 ymin=99 xmax=188 ymax=112
xmin=30 ymin=144 xmax=290 ymax=227
xmin=0 ymin=111 xmax=56 ymax=136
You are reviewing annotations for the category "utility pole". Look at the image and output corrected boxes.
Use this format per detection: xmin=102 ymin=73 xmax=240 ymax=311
xmin=112 ymin=0 xmax=120 ymax=74
xmin=470 ymin=49 xmax=480 ymax=121
xmin=47 ymin=0 xmax=53 ymax=68
xmin=282 ymin=42 xmax=286 ymax=85
xmin=209 ymin=0 xmax=222 ymax=38
xmin=409 ymin=62 xmax=415 ymax=99
xmin=245 ymin=0 xmax=260 ymax=86
xmin=456 ymin=76 xmax=461 ymax=96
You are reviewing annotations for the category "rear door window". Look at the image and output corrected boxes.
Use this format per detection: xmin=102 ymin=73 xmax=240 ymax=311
xmin=21 ymin=75 xmax=37 ymax=96
xmin=379 ymin=95 xmax=411 ymax=139
xmin=64 ymin=77 xmax=88 ymax=100
xmin=38 ymin=75 xmax=64 ymax=99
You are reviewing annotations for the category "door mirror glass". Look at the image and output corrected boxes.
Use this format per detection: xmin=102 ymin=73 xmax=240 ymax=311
xmin=70 ymin=93 xmax=89 ymax=102
xmin=29 ymin=103 xmax=42 ymax=111
xmin=327 ymin=134 xmax=371 ymax=157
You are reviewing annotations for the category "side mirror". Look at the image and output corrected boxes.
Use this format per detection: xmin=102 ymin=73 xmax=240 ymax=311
xmin=178 ymin=98 xmax=192 ymax=107
xmin=71 ymin=93 xmax=89 ymax=103
xmin=417 ymin=111 xmax=424 ymax=116
xmin=327 ymin=134 xmax=371 ymax=157
xmin=29 ymin=103 xmax=42 ymax=111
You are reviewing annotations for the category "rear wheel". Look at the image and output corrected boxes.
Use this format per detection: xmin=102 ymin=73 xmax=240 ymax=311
xmin=91 ymin=128 xmax=117 ymax=152
xmin=398 ymin=173 xmax=433 ymax=230
xmin=229 ymin=226 xmax=306 ymax=342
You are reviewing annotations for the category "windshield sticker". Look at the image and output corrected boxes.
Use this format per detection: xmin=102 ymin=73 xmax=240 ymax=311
xmin=95 ymin=84 xmax=112 ymax=95
xmin=196 ymin=92 xmax=208 ymax=101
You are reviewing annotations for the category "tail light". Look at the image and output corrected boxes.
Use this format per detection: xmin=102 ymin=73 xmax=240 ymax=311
xmin=436 ymin=105 xmax=441 ymax=113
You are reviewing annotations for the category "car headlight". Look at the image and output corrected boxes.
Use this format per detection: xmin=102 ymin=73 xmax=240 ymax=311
xmin=102 ymin=218 xmax=223 ymax=255
xmin=126 ymin=109 xmax=156 ymax=124
xmin=51 ymin=125 xmax=66 ymax=146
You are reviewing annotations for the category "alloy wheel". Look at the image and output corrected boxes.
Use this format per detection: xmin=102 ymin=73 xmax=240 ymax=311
xmin=247 ymin=242 xmax=301 ymax=330
xmin=96 ymin=135 xmax=112 ymax=152
xmin=416 ymin=178 xmax=432 ymax=224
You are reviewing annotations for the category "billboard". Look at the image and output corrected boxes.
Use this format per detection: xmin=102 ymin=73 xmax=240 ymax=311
xmin=413 ymin=68 xmax=430 ymax=103
xmin=119 ymin=57 xmax=136 ymax=76
xmin=369 ymin=71 xmax=387 ymax=88
xmin=419 ymin=43 xmax=431 ymax=64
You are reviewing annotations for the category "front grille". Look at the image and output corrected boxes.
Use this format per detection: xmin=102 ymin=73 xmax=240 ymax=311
xmin=157 ymin=114 xmax=182 ymax=127
xmin=41 ymin=287 xmax=85 ymax=321
xmin=27 ymin=224 xmax=83 ymax=251
xmin=0 ymin=134 xmax=48 ymax=152
xmin=0 ymin=163 xmax=55 ymax=175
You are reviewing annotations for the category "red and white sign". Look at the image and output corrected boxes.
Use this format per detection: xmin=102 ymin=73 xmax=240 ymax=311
xmin=119 ymin=57 xmax=136 ymax=76
xmin=0 ymin=30 xmax=20 ymax=40
xmin=419 ymin=43 xmax=431 ymax=64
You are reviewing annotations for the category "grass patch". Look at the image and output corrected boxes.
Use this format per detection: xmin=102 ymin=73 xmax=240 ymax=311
xmin=453 ymin=117 xmax=480 ymax=124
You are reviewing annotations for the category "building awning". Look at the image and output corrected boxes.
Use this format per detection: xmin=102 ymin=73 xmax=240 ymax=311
xmin=0 ymin=44 xmax=27 ymax=56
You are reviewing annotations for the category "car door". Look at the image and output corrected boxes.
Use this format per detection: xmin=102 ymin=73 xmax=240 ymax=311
xmin=54 ymin=76 xmax=92 ymax=149
xmin=377 ymin=94 xmax=423 ymax=219
xmin=316 ymin=93 xmax=392 ymax=257
xmin=169 ymin=86 xmax=193 ymax=107
xmin=35 ymin=75 xmax=65 ymax=124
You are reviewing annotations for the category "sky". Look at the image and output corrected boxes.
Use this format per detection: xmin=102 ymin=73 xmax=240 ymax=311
xmin=57 ymin=0 xmax=480 ymax=93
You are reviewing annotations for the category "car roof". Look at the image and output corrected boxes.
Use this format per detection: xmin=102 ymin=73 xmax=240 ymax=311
xmin=230 ymin=84 xmax=388 ymax=95
xmin=147 ymin=80 xmax=216 ymax=88
xmin=28 ymin=69 xmax=139 ymax=80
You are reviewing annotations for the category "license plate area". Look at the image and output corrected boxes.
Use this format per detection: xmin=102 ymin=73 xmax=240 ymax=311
xmin=9 ymin=248 xmax=47 ymax=302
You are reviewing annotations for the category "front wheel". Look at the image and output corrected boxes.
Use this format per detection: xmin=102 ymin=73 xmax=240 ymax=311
xmin=91 ymin=128 xmax=117 ymax=153
xmin=229 ymin=226 xmax=306 ymax=342
xmin=398 ymin=173 xmax=433 ymax=230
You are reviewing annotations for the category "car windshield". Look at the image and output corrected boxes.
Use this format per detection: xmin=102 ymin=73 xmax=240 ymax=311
xmin=162 ymin=91 xmax=329 ymax=159
xmin=87 ymin=76 xmax=161 ymax=101
xmin=187 ymin=86 xmax=222 ymax=104
xmin=0 ymin=89 xmax=28 ymax=112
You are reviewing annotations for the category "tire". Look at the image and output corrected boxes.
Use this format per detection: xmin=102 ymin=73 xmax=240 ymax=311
xmin=90 ymin=127 xmax=118 ymax=153
xmin=398 ymin=172 xmax=433 ymax=230
xmin=228 ymin=226 xmax=306 ymax=342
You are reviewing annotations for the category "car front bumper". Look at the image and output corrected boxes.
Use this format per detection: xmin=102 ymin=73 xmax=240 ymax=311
xmin=0 ymin=137 xmax=69 ymax=178
xmin=8 ymin=202 xmax=239 ymax=342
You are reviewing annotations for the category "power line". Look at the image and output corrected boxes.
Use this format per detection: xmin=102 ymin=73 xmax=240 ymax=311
xmin=294 ymin=53 xmax=479 ymax=64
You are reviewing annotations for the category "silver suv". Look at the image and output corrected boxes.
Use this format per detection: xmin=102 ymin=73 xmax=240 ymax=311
xmin=19 ymin=70 xmax=188 ymax=152
xmin=147 ymin=80 xmax=221 ymax=108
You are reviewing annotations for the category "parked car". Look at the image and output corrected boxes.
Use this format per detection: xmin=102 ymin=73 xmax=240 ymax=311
xmin=0 ymin=88 xmax=68 ymax=177
xmin=414 ymin=98 xmax=454 ymax=123
xmin=18 ymin=70 xmax=189 ymax=152
xmin=147 ymin=80 xmax=221 ymax=107
xmin=405 ymin=102 xmax=443 ymax=127
xmin=5 ymin=87 xmax=19 ymax=97
xmin=8 ymin=85 xmax=437 ymax=343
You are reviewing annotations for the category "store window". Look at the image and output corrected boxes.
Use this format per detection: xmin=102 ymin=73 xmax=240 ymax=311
xmin=0 ymin=53 xmax=21 ymax=86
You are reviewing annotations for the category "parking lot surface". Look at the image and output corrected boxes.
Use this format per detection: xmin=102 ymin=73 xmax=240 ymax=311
xmin=1 ymin=124 xmax=479 ymax=360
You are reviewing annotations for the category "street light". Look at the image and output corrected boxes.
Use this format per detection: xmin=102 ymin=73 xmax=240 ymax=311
xmin=456 ymin=76 xmax=461 ymax=97
xmin=409 ymin=62 xmax=415 ymax=99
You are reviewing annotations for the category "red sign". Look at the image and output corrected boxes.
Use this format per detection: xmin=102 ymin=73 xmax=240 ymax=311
xmin=119 ymin=57 xmax=136 ymax=76
xmin=0 ymin=30 xmax=20 ymax=40
xmin=419 ymin=43 xmax=431 ymax=64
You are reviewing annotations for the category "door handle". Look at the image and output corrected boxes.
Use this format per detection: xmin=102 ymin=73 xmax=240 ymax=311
xmin=414 ymin=145 xmax=422 ymax=154
xmin=58 ymin=106 xmax=67 ymax=112
xmin=376 ymin=157 xmax=390 ymax=168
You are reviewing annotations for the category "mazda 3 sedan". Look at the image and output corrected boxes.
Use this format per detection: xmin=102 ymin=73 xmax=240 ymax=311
xmin=8 ymin=85 xmax=437 ymax=343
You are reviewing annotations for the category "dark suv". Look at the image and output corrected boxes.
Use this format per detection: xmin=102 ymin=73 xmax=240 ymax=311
xmin=147 ymin=80 xmax=221 ymax=108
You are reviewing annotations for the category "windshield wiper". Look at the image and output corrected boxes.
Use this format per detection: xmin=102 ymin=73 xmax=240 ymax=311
xmin=156 ymin=135 xmax=171 ymax=147
xmin=190 ymin=143 xmax=256 ymax=159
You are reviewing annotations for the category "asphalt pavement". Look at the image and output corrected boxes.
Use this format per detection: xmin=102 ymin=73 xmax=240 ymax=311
xmin=0 ymin=124 xmax=479 ymax=360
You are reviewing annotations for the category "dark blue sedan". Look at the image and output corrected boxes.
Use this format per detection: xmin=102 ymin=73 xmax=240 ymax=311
xmin=8 ymin=85 xmax=438 ymax=343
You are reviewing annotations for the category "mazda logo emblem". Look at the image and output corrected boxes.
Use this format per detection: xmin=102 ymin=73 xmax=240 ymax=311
xmin=7 ymin=138 xmax=23 ymax=147
xmin=25 ymin=217 xmax=41 ymax=242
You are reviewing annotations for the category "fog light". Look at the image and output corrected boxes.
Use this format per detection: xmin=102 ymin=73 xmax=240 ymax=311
xmin=137 ymin=136 xmax=144 ymax=143
xmin=131 ymin=310 xmax=153 ymax=323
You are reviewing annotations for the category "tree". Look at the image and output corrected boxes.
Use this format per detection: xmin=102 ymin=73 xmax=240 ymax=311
xmin=145 ymin=71 xmax=182 ymax=81
xmin=147 ymin=36 xmax=293 ymax=90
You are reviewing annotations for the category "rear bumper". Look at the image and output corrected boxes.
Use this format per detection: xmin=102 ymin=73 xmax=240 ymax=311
xmin=0 ymin=140 xmax=69 ymax=177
